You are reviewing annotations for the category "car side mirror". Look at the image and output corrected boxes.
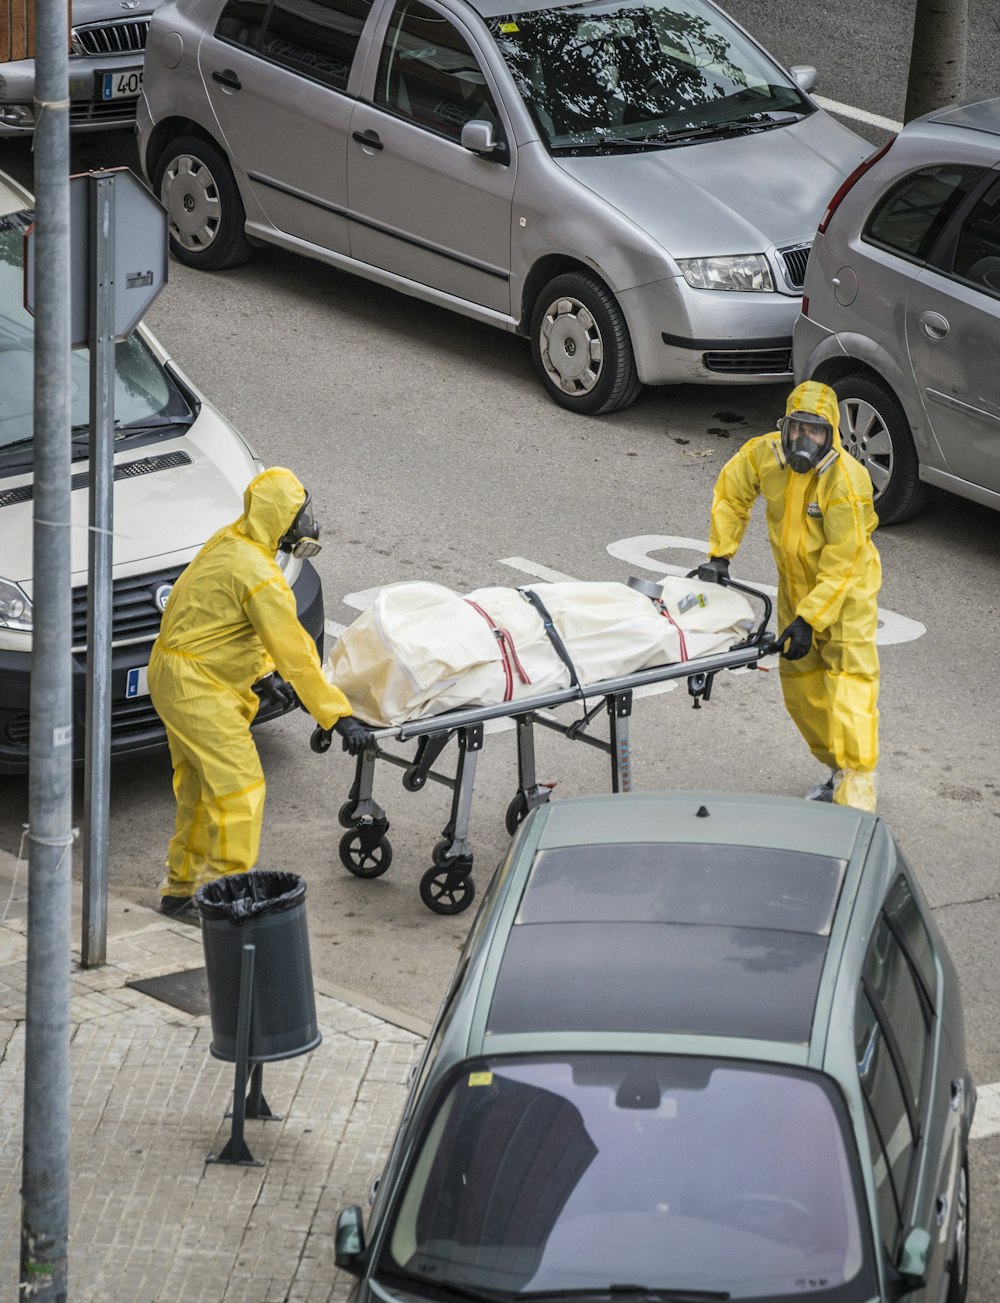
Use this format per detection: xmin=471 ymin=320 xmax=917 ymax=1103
xmin=335 ymin=1205 xmax=367 ymax=1274
xmin=461 ymin=119 xmax=508 ymax=162
xmin=894 ymin=1226 xmax=931 ymax=1292
xmin=789 ymin=64 xmax=818 ymax=93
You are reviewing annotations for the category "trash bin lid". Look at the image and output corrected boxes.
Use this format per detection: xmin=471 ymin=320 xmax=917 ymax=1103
xmin=196 ymin=870 xmax=306 ymax=922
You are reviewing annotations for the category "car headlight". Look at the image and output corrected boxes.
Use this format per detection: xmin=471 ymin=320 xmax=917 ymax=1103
xmin=0 ymin=578 xmax=32 ymax=631
xmin=677 ymin=254 xmax=775 ymax=292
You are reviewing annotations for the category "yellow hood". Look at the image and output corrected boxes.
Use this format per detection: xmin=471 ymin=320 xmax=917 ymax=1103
xmin=784 ymin=380 xmax=841 ymax=447
xmin=237 ymin=467 xmax=307 ymax=552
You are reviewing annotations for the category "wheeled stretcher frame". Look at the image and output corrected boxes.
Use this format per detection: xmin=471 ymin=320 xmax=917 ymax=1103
xmin=314 ymin=577 xmax=774 ymax=915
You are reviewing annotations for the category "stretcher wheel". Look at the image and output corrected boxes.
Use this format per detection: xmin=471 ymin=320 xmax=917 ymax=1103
xmin=504 ymin=793 xmax=528 ymax=836
xmin=431 ymin=839 xmax=455 ymax=868
xmin=419 ymin=867 xmax=476 ymax=916
xmin=338 ymin=801 xmax=359 ymax=829
xmin=339 ymin=829 xmax=393 ymax=878
xmin=402 ymin=766 xmax=426 ymax=792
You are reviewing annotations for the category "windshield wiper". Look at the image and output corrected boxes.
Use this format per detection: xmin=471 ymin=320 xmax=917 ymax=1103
xmin=379 ymin=1271 xmax=514 ymax=1303
xmin=519 ymin=1288 xmax=730 ymax=1302
xmin=550 ymin=135 xmax=676 ymax=154
xmin=654 ymin=114 xmax=798 ymax=144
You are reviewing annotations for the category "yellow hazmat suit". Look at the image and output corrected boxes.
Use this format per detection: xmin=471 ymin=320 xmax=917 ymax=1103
xmin=707 ymin=381 xmax=881 ymax=812
xmin=148 ymin=468 xmax=352 ymax=899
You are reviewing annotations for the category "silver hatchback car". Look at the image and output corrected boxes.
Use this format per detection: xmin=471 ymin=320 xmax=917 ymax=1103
xmin=137 ymin=0 xmax=868 ymax=413
xmin=794 ymin=97 xmax=1000 ymax=524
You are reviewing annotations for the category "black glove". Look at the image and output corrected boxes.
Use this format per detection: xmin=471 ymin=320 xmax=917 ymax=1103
xmin=335 ymin=716 xmax=374 ymax=756
xmin=696 ymin=556 xmax=730 ymax=585
xmin=252 ymin=672 xmax=300 ymax=713
xmin=775 ymin=616 xmax=813 ymax=660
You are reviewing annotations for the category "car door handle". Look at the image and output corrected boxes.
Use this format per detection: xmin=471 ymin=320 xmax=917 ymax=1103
xmin=352 ymin=129 xmax=384 ymax=151
xmin=211 ymin=69 xmax=242 ymax=90
xmin=920 ymin=310 xmax=949 ymax=339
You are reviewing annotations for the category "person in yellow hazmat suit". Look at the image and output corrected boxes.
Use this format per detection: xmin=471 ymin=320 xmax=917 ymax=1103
xmin=696 ymin=381 xmax=881 ymax=812
xmin=148 ymin=467 xmax=372 ymax=915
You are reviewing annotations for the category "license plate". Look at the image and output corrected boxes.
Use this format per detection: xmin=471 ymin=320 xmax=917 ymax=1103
xmin=125 ymin=665 xmax=149 ymax=699
xmin=101 ymin=68 xmax=143 ymax=101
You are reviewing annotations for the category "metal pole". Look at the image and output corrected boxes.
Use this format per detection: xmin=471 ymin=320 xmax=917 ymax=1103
xmin=20 ymin=0 xmax=73 ymax=1290
xmin=904 ymin=0 xmax=968 ymax=122
xmin=82 ymin=172 xmax=116 ymax=968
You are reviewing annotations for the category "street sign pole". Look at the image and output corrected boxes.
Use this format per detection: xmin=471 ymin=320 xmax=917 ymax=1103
xmin=82 ymin=173 xmax=116 ymax=968
xmin=20 ymin=0 xmax=73 ymax=1292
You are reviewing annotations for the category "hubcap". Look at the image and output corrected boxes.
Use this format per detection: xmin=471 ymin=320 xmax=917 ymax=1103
xmin=161 ymin=153 xmax=222 ymax=252
xmin=838 ymin=397 xmax=894 ymax=499
xmin=538 ymin=295 xmax=604 ymax=396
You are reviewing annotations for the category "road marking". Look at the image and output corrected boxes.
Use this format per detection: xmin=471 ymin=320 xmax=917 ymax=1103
xmin=814 ymin=95 xmax=902 ymax=134
xmin=971 ymin=1081 xmax=1000 ymax=1141
xmin=497 ymin=556 xmax=579 ymax=584
xmin=605 ymin=535 xmax=926 ymax=647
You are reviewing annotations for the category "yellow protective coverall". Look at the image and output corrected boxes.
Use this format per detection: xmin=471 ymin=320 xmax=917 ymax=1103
xmin=707 ymin=381 xmax=881 ymax=812
xmin=148 ymin=467 xmax=352 ymax=899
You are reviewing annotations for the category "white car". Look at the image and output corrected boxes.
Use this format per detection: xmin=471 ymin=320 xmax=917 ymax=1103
xmin=0 ymin=170 xmax=326 ymax=773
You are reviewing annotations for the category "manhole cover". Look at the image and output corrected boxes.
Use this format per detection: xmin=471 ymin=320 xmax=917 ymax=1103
xmin=127 ymin=967 xmax=210 ymax=1016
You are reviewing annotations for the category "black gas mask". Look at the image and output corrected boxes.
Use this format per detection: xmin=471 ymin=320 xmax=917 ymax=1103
xmin=780 ymin=410 xmax=834 ymax=474
xmin=278 ymin=491 xmax=322 ymax=558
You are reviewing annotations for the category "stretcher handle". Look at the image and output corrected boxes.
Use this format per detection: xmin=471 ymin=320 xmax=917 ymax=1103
xmin=684 ymin=569 xmax=773 ymax=649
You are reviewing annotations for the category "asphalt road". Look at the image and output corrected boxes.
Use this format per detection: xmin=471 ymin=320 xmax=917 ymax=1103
xmin=2 ymin=4 xmax=1000 ymax=1292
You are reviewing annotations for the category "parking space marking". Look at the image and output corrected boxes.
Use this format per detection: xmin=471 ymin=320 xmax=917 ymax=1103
xmin=813 ymin=95 xmax=902 ymax=133
xmin=971 ymin=1082 xmax=1000 ymax=1141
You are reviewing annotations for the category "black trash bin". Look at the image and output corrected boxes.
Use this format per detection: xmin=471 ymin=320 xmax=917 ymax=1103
xmin=196 ymin=870 xmax=321 ymax=1063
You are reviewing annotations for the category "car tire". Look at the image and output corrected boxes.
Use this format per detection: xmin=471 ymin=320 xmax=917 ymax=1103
xmin=153 ymin=135 xmax=253 ymax=271
xmin=834 ymin=373 xmax=929 ymax=525
xmin=946 ymin=1151 xmax=970 ymax=1303
xmin=530 ymin=271 xmax=642 ymax=415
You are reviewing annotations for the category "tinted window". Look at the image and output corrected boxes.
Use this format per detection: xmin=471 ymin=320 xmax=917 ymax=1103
xmin=375 ymin=0 xmax=499 ymax=141
xmin=382 ymin=1055 xmax=876 ymax=1299
xmin=215 ymin=0 xmax=267 ymax=48
xmin=856 ymin=989 xmax=914 ymax=1226
xmin=864 ymin=913 xmax=928 ymax=1111
xmin=884 ymin=875 xmax=936 ymax=1001
xmin=951 ymin=174 xmax=1000 ymax=293
xmin=860 ymin=1079 xmax=901 ymax=1251
xmin=260 ymin=0 xmax=372 ymax=90
xmin=863 ymin=164 xmax=983 ymax=261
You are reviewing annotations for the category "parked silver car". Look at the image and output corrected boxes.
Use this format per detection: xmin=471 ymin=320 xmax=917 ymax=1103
xmin=0 ymin=0 xmax=153 ymax=135
xmin=794 ymin=97 xmax=1000 ymax=524
xmin=137 ymin=0 xmax=868 ymax=414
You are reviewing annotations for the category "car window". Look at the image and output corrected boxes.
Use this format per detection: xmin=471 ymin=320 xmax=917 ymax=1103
xmin=863 ymin=164 xmax=984 ymax=263
xmin=374 ymin=0 xmax=499 ymax=141
xmin=855 ymin=988 xmax=914 ymax=1247
xmin=950 ymin=173 xmax=1000 ymax=294
xmin=863 ymin=912 xmax=929 ymax=1114
xmin=216 ymin=0 xmax=374 ymax=91
xmin=883 ymin=874 xmax=936 ymax=1002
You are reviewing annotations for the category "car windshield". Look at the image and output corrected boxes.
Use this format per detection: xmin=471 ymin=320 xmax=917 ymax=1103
xmin=487 ymin=0 xmax=810 ymax=150
xmin=380 ymin=1054 xmax=876 ymax=1301
xmin=0 ymin=209 xmax=193 ymax=460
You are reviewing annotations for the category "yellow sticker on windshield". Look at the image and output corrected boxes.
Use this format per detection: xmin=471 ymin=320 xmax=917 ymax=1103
xmin=468 ymin=1071 xmax=493 ymax=1086
xmin=498 ymin=21 xmax=519 ymax=32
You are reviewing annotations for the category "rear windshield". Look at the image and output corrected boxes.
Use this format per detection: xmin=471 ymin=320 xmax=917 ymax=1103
xmin=0 ymin=210 xmax=193 ymax=463
xmin=487 ymin=0 xmax=809 ymax=149
xmin=379 ymin=1053 xmax=877 ymax=1301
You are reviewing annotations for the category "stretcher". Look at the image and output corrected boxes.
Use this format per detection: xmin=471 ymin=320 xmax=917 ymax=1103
xmin=311 ymin=576 xmax=775 ymax=916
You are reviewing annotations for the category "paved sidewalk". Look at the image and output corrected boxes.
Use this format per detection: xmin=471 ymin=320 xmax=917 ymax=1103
xmin=0 ymin=849 xmax=429 ymax=1302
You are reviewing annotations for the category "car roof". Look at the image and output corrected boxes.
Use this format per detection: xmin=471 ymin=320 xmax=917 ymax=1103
xmin=0 ymin=169 xmax=33 ymax=218
xmin=469 ymin=792 xmax=873 ymax=1063
xmin=465 ymin=0 xmax=598 ymax=19
xmin=922 ymin=95 xmax=1000 ymax=139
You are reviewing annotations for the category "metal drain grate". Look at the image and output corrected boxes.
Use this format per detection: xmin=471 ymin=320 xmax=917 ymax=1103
xmin=127 ymin=967 xmax=210 ymax=1016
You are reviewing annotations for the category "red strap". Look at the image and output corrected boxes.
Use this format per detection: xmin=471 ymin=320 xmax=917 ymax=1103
xmin=655 ymin=599 xmax=689 ymax=662
xmin=465 ymin=600 xmax=532 ymax=702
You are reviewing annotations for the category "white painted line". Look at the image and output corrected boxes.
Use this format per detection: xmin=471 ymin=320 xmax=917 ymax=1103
xmin=814 ymin=95 xmax=902 ymax=134
xmin=970 ymin=1081 xmax=1000 ymax=1141
xmin=498 ymin=556 xmax=578 ymax=584
xmin=325 ymin=619 xmax=346 ymax=640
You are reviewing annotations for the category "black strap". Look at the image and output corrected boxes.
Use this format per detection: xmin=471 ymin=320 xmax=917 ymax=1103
xmin=518 ymin=587 xmax=580 ymax=688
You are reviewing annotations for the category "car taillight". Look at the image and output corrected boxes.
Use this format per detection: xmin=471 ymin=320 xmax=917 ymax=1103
xmin=818 ymin=137 xmax=896 ymax=235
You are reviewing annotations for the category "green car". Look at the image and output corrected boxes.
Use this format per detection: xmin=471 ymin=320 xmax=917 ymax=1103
xmin=335 ymin=791 xmax=974 ymax=1302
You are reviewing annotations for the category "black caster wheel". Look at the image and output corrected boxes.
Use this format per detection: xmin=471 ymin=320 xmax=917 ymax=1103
xmin=338 ymin=800 xmax=358 ymax=829
xmin=504 ymin=793 xmax=528 ymax=836
xmin=402 ymin=766 xmax=426 ymax=792
xmin=339 ymin=829 xmax=393 ymax=878
xmin=419 ymin=867 xmax=476 ymax=915
xmin=431 ymin=839 xmax=455 ymax=868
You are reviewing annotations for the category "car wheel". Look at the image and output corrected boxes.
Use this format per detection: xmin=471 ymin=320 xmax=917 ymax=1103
xmin=946 ymin=1152 xmax=970 ymax=1303
xmin=153 ymin=135 xmax=253 ymax=271
xmin=834 ymin=373 xmax=929 ymax=525
xmin=530 ymin=271 xmax=642 ymax=415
